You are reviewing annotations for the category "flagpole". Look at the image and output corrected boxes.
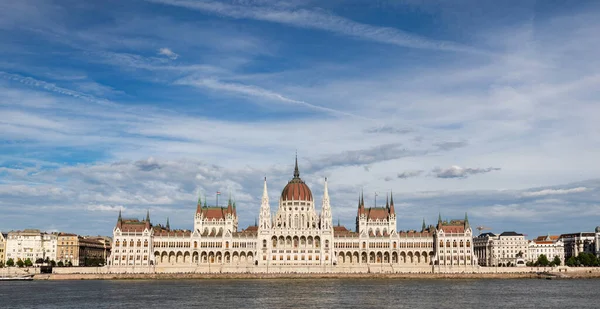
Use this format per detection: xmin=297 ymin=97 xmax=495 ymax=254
xmin=374 ymin=192 xmax=377 ymax=208
xmin=216 ymin=192 xmax=219 ymax=207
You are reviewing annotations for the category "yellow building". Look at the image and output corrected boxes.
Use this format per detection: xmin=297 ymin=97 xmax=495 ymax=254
xmin=57 ymin=233 xmax=79 ymax=266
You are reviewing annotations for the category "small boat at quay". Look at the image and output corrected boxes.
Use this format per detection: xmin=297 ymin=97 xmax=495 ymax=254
xmin=0 ymin=275 xmax=34 ymax=281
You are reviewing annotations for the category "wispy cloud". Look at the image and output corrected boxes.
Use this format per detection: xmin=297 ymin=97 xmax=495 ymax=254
xmin=397 ymin=170 xmax=424 ymax=179
xmin=175 ymin=77 xmax=367 ymax=119
xmin=522 ymin=187 xmax=589 ymax=197
xmin=158 ymin=47 xmax=179 ymax=59
xmin=146 ymin=0 xmax=485 ymax=54
xmin=432 ymin=165 xmax=500 ymax=179
xmin=365 ymin=125 xmax=413 ymax=135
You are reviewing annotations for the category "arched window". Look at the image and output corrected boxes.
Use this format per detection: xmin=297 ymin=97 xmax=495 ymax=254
xmin=144 ymin=240 xmax=148 ymax=247
xmin=115 ymin=240 xmax=120 ymax=247
xmin=460 ymin=240 xmax=464 ymax=247
xmin=194 ymin=241 xmax=198 ymax=248
xmin=466 ymin=241 xmax=471 ymax=247
xmin=263 ymin=239 xmax=267 ymax=248
xmin=446 ymin=241 xmax=450 ymax=248
xmin=137 ymin=240 xmax=142 ymax=247
xmin=130 ymin=240 xmax=134 ymax=247
xmin=453 ymin=240 xmax=457 ymax=247
xmin=325 ymin=240 xmax=329 ymax=248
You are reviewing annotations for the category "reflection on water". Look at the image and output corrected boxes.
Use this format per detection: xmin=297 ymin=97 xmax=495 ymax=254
xmin=0 ymin=278 xmax=597 ymax=309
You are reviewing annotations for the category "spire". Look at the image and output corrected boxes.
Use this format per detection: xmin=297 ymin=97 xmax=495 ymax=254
xmin=438 ymin=212 xmax=442 ymax=224
xmin=358 ymin=193 xmax=361 ymax=209
xmin=262 ymin=177 xmax=268 ymax=200
xmin=196 ymin=195 xmax=202 ymax=213
xmin=323 ymin=177 xmax=329 ymax=201
xmin=146 ymin=210 xmax=150 ymax=222
xmin=293 ymin=152 xmax=300 ymax=178
xmin=255 ymin=217 xmax=257 ymax=226
xmin=118 ymin=209 xmax=122 ymax=222
xmin=422 ymin=218 xmax=426 ymax=232
xmin=389 ymin=191 xmax=395 ymax=214
xmin=360 ymin=190 xmax=364 ymax=206
xmin=337 ymin=218 xmax=340 ymax=226
xmin=464 ymin=212 xmax=470 ymax=228
xmin=385 ymin=194 xmax=389 ymax=209
xmin=166 ymin=217 xmax=170 ymax=230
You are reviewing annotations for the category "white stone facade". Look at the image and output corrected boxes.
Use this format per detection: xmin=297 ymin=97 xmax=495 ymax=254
xmin=528 ymin=235 xmax=564 ymax=265
xmin=473 ymin=231 xmax=528 ymax=266
xmin=108 ymin=160 xmax=476 ymax=272
xmin=560 ymin=232 xmax=596 ymax=259
xmin=5 ymin=229 xmax=57 ymax=263
xmin=0 ymin=232 xmax=6 ymax=264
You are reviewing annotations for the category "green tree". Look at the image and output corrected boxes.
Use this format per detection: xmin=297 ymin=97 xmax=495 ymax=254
xmin=35 ymin=258 xmax=44 ymax=264
xmin=566 ymin=256 xmax=577 ymax=267
xmin=536 ymin=254 xmax=549 ymax=267
xmin=24 ymin=258 xmax=33 ymax=267
xmin=16 ymin=259 xmax=24 ymax=267
xmin=553 ymin=256 xmax=562 ymax=266
xmin=57 ymin=261 xmax=64 ymax=267
xmin=67 ymin=261 xmax=73 ymax=267
xmin=50 ymin=260 xmax=57 ymax=267
xmin=0 ymin=261 xmax=4 ymax=268
xmin=578 ymin=252 xmax=592 ymax=266
xmin=6 ymin=258 xmax=14 ymax=267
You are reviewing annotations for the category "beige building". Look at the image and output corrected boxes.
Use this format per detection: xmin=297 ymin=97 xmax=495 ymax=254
xmin=57 ymin=233 xmax=80 ymax=266
xmin=79 ymin=236 xmax=111 ymax=266
xmin=5 ymin=229 xmax=57 ymax=263
xmin=528 ymin=235 xmax=564 ymax=265
xmin=473 ymin=231 xmax=528 ymax=266
xmin=0 ymin=232 xmax=7 ymax=264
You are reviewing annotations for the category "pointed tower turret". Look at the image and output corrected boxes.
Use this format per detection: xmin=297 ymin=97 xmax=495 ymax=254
xmin=438 ymin=212 xmax=443 ymax=228
xmin=166 ymin=217 xmax=170 ymax=230
xmin=389 ymin=191 xmax=395 ymax=215
xmin=320 ymin=177 xmax=332 ymax=230
xmin=116 ymin=209 xmax=123 ymax=229
xmin=258 ymin=177 xmax=272 ymax=230
xmin=422 ymin=218 xmax=426 ymax=232
xmin=464 ymin=212 xmax=470 ymax=229
xmin=385 ymin=194 xmax=389 ymax=210
xmin=294 ymin=153 xmax=300 ymax=178
xmin=146 ymin=210 xmax=150 ymax=222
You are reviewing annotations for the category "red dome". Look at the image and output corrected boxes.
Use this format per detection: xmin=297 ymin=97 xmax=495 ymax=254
xmin=280 ymin=155 xmax=313 ymax=201
xmin=281 ymin=180 xmax=313 ymax=201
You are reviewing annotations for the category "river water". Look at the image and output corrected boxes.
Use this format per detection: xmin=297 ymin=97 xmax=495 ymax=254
xmin=0 ymin=279 xmax=597 ymax=308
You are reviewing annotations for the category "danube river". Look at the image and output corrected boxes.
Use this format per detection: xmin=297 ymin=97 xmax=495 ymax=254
xmin=0 ymin=279 xmax=597 ymax=308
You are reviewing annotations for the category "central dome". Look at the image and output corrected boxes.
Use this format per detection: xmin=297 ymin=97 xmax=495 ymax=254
xmin=280 ymin=156 xmax=313 ymax=201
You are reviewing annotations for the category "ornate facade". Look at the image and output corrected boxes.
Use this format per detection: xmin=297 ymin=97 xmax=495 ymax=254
xmin=109 ymin=159 xmax=477 ymax=272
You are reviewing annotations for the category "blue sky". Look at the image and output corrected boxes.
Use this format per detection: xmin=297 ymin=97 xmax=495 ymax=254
xmin=1 ymin=0 xmax=600 ymax=237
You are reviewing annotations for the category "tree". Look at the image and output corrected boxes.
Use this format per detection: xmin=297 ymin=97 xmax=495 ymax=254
xmin=35 ymin=258 xmax=45 ymax=264
xmin=6 ymin=258 xmax=14 ymax=267
xmin=0 ymin=261 xmax=4 ymax=268
xmin=553 ymin=256 xmax=562 ymax=266
xmin=50 ymin=260 xmax=57 ymax=267
xmin=566 ymin=256 xmax=577 ymax=267
xmin=67 ymin=261 xmax=73 ymax=267
xmin=16 ymin=259 xmax=24 ymax=267
xmin=24 ymin=258 xmax=33 ymax=267
xmin=536 ymin=254 xmax=549 ymax=267
xmin=57 ymin=261 xmax=64 ymax=267
xmin=578 ymin=252 xmax=592 ymax=266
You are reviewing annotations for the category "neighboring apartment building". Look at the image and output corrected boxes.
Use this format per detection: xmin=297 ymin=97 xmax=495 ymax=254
xmin=0 ymin=232 xmax=7 ymax=264
xmin=79 ymin=236 xmax=111 ymax=266
xmin=5 ymin=229 xmax=57 ymax=263
xmin=472 ymin=231 xmax=528 ymax=266
xmin=57 ymin=233 xmax=80 ymax=266
xmin=528 ymin=235 xmax=564 ymax=265
xmin=473 ymin=232 xmax=496 ymax=266
xmin=560 ymin=232 xmax=596 ymax=259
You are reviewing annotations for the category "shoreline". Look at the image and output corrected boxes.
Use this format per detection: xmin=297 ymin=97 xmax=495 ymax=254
xmin=32 ymin=271 xmax=600 ymax=280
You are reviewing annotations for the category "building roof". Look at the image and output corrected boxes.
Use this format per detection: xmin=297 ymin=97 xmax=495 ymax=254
xmin=499 ymin=231 xmax=523 ymax=237
xmin=477 ymin=232 xmax=497 ymax=238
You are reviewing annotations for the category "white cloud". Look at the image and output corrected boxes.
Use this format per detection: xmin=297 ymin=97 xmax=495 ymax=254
xmin=432 ymin=166 xmax=501 ymax=179
xmin=158 ymin=47 xmax=179 ymax=59
xmin=521 ymin=187 xmax=589 ymax=197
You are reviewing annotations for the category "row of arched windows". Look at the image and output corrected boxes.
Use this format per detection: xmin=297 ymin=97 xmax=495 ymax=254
xmin=439 ymin=240 xmax=471 ymax=248
xmin=115 ymin=239 xmax=148 ymax=248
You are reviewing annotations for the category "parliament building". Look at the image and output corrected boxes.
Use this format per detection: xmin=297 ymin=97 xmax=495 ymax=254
xmin=109 ymin=158 xmax=477 ymax=273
